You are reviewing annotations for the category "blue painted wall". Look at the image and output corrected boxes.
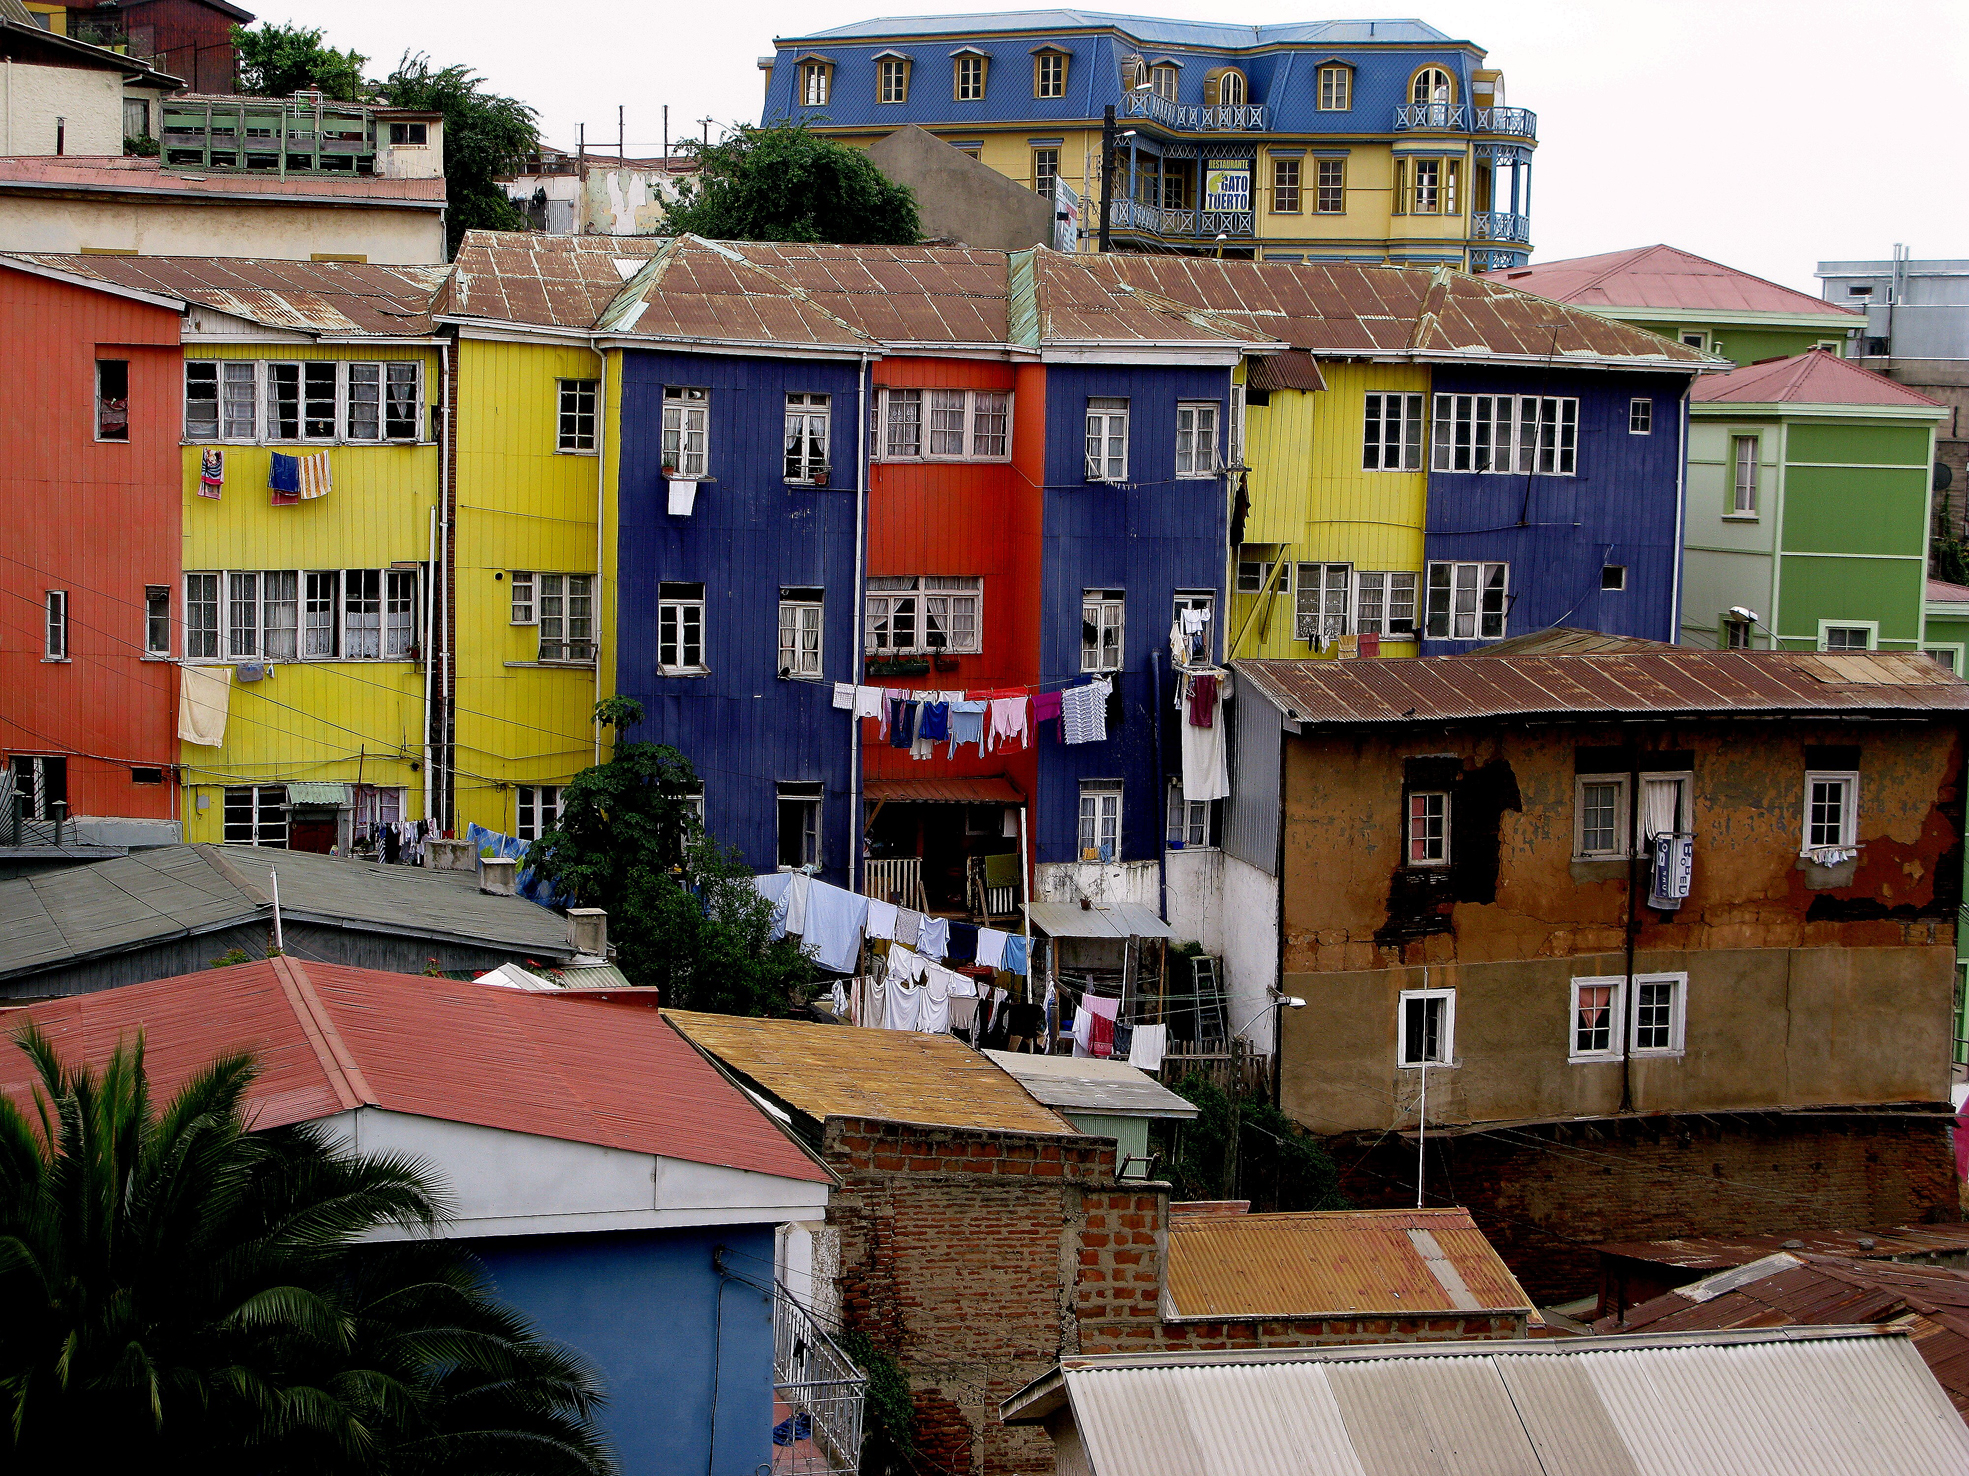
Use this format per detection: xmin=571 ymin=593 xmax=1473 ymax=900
xmin=616 ymin=350 xmax=861 ymax=885
xmin=1037 ymin=363 xmax=1231 ymax=866
xmin=475 ymin=1224 xmax=777 ymax=1476
xmin=1422 ymin=370 xmax=1691 ymax=653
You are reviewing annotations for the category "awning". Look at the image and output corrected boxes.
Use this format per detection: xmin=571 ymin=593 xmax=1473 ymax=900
xmin=285 ymin=782 xmax=350 ymax=806
xmin=863 ymin=777 xmax=1025 ymax=805
xmin=1025 ymin=901 xmax=1174 ymax=940
xmin=1246 ymin=349 xmax=1326 ymax=394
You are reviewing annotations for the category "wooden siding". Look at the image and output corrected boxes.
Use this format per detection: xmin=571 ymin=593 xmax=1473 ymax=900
xmin=176 ymin=341 xmax=440 ymax=837
xmin=1234 ymin=361 xmax=1430 ymax=659
xmin=451 ymin=336 xmax=613 ymax=837
xmin=1 ymin=266 xmax=181 ymax=820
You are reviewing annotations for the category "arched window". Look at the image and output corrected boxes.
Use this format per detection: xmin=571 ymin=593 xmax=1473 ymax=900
xmin=1219 ymin=69 xmax=1246 ymax=106
xmin=1411 ymin=67 xmax=1453 ymax=107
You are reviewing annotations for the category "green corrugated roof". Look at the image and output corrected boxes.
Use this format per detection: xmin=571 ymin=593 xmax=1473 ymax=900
xmin=286 ymin=783 xmax=350 ymax=806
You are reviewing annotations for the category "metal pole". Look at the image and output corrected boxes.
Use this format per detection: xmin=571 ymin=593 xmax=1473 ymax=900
xmin=1416 ymin=1059 xmax=1427 ymax=1207
xmin=662 ymin=105 xmax=669 ymax=169
xmin=618 ymin=105 xmax=625 ymax=161
xmin=423 ymin=505 xmax=436 ymax=821
xmin=1098 ymin=105 xmax=1115 ymax=253
xmin=270 ymin=867 xmax=285 ymax=953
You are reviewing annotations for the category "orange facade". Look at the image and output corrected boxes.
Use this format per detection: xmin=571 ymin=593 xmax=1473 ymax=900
xmin=0 ymin=265 xmax=181 ymax=822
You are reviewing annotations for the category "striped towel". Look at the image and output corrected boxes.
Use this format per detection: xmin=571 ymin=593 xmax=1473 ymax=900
xmin=298 ymin=451 xmax=332 ymax=500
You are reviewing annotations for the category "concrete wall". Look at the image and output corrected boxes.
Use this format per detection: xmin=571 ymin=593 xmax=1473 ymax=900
xmin=1163 ymin=845 xmax=1223 ymax=956
xmin=0 ymin=195 xmax=446 ymax=262
xmin=1221 ymin=851 xmax=1279 ymax=1055
xmin=0 ymin=62 xmax=124 ymax=155
xmin=867 ymin=125 xmax=1054 ymax=250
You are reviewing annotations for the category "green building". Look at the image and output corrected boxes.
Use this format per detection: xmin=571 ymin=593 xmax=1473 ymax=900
xmin=1484 ymin=243 xmax=1860 ymax=366
xmin=1679 ymin=350 xmax=1947 ymax=654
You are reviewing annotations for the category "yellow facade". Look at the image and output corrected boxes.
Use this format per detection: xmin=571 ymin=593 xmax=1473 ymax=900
xmin=177 ymin=341 xmax=441 ymax=844
xmin=449 ymin=335 xmax=620 ymax=838
xmin=1229 ymin=361 xmax=1429 ymax=658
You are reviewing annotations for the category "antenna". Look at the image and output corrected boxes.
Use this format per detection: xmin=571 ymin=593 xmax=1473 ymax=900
xmin=269 ymin=866 xmax=285 ymax=954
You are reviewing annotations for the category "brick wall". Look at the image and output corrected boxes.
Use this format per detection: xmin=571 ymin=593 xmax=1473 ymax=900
xmin=1334 ymin=1110 xmax=1960 ymax=1303
xmin=1155 ymin=1312 xmax=1525 ymax=1350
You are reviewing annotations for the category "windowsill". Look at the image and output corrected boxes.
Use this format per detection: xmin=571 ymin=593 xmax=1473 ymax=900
xmin=663 ymin=474 xmax=714 ymax=483
xmin=1629 ymin=1049 xmax=1685 ymax=1061
xmin=183 ymin=439 xmax=429 ymax=449
xmin=556 ymin=447 xmax=599 ymax=457
xmin=1165 ymin=844 xmax=1221 ymax=854
xmin=142 ymin=653 xmax=173 ymax=661
xmin=658 ymin=668 xmax=711 ymax=678
xmin=1397 ymin=1061 xmax=1456 ymax=1072
xmin=780 ymin=672 xmax=828 ymax=683
xmin=1721 ymin=512 xmax=1759 ymax=522
xmin=873 ymin=458 xmax=1011 ymax=467
xmin=183 ymin=657 xmax=417 ymax=666
xmin=40 ymin=656 xmax=71 ymax=663
xmin=504 ymin=660 xmax=598 ymax=670
xmin=1568 ymin=1053 xmax=1624 ymax=1066
xmin=784 ymin=478 xmax=833 ymax=487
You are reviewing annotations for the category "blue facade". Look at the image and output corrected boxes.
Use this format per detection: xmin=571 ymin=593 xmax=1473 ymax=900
xmin=1422 ymin=370 xmax=1691 ymax=653
xmin=1037 ymin=363 xmax=1232 ymax=867
xmin=475 ymin=1224 xmax=777 ymax=1476
xmin=616 ymin=350 xmax=862 ymax=886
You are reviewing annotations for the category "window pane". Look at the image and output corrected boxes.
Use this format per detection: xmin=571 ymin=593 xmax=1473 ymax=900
xmin=346 ymin=362 xmax=380 ymax=440
xmin=268 ymin=363 xmax=300 ymax=439
xmin=929 ymin=389 xmax=967 ymax=456
xmin=1635 ymin=980 xmax=1675 ymax=1050
xmin=186 ymin=362 xmax=219 ymax=439
xmin=385 ymin=363 xmax=419 ymax=439
xmin=1581 ymin=781 xmax=1618 ymax=854
xmin=227 ymin=572 xmax=258 ymax=657
xmin=384 ymin=570 xmax=417 ymax=657
xmin=222 ymin=361 xmax=256 ymax=439
xmin=263 ymin=571 xmax=298 ymax=660
xmin=885 ymin=389 xmax=922 ymax=458
xmin=972 ymin=391 xmax=1009 ymax=457
xmin=1576 ymin=984 xmax=1613 ymax=1054
xmin=344 ymin=569 xmax=380 ymax=659
xmin=303 ymin=362 xmax=336 ymax=439
xmin=304 ymin=571 xmax=338 ymax=657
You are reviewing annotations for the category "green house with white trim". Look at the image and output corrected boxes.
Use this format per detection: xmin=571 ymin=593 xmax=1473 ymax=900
xmin=1679 ymin=350 xmax=1947 ymax=655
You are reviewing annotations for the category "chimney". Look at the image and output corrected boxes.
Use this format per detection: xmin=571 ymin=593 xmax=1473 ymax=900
xmin=478 ymin=856 xmax=518 ymax=896
xmin=567 ymin=907 xmax=607 ymax=958
xmin=426 ymin=836 xmax=475 ymax=872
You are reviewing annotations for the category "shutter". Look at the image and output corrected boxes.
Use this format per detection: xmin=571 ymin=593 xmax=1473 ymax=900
xmin=1203 ymin=67 xmax=1225 ymax=105
xmin=1446 ymin=159 xmax=1462 ymax=216
xmin=1392 ymin=158 xmax=1407 ymax=215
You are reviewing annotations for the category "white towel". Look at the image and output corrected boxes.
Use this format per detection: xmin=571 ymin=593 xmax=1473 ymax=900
xmin=866 ymin=897 xmax=899 ymax=941
xmin=975 ymin=928 xmax=1009 ymax=969
xmin=833 ymin=682 xmax=856 ymax=710
xmin=1127 ymin=1022 xmax=1166 ymax=1071
xmin=917 ymin=915 xmax=949 ymax=961
xmin=177 ymin=664 xmax=231 ymax=746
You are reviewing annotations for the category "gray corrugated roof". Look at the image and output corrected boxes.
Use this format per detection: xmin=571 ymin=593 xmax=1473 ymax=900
xmin=0 ymin=845 xmax=573 ymax=983
xmin=1025 ymin=901 xmax=1174 ymax=939
xmin=1002 ymin=1327 xmax=1969 ymax=1474
xmin=984 ymin=1050 xmax=1197 ymax=1118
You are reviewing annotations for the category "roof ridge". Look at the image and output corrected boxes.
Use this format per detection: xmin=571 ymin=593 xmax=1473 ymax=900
xmin=194 ymin=842 xmax=268 ymax=908
xmin=270 ymin=956 xmax=376 ymax=1111
xmin=694 ymin=235 xmax=884 ymax=348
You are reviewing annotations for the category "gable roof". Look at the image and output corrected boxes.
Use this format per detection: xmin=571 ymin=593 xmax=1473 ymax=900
xmin=1163 ymin=1206 xmax=1533 ymax=1321
xmin=1690 ymin=347 xmax=1944 ymax=409
xmin=1487 ymin=244 xmax=1860 ymax=319
xmin=0 ymin=957 xmax=829 ymax=1184
xmin=665 ymin=1009 xmax=1075 ymax=1135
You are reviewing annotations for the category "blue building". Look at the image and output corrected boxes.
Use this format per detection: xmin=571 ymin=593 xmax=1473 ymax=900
xmin=760 ymin=11 xmax=1538 ymax=268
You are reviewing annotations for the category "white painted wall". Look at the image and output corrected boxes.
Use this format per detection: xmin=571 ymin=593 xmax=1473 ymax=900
xmin=1033 ymin=858 xmax=1160 ymax=910
xmin=0 ymin=61 xmax=124 ymax=156
xmin=503 ymin=164 xmax=683 ymax=236
xmin=375 ymin=119 xmax=445 ymax=180
xmin=1163 ymin=846 xmax=1224 ymax=957
xmin=1221 ymin=852 xmax=1280 ymax=1054
xmin=0 ymin=195 xmax=445 ymax=261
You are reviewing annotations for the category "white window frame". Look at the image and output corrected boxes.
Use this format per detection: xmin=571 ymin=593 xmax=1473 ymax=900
xmin=1165 ymin=777 xmax=1213 ymax=849
xmin=536 ymin=572 xmax=594 ymax=663
xmin=1295 ymin=562 xmax=1351 ymax=643
xmin=510 ymin=571 xmax=536 ymax=625
xmin=184 ymin=572 xmax=219 ymax=659
xmin=1629 ymin=398 xmax=1653 ymax=435
xmin=658 ymin=583 xmax=707 ymax=674
xmin=778 ymin=590 xmax=824 ymax=678
xmin=1175 ymin=401 xmax=1220 ymax=478
xmin=184 ymin=568 xmax=415 ymax=664
xmin=662 ymin=386 xmax=709 ymax=478
xmin=1032 ymin=147 xmax=1060 ymax=195
xmin=1568 ymin=975 xmax=1625 ymax=1063
xmin=1730 ymin=434 xmax=1760 ymax=515
xmin=1573 ymin=774 xmax=1630 ymax=859
xmin=1680 ymin=330 xmax=1711 ymax=352
xmin=43 ymin=590 xmax=69 ymax=660
xmin=1802 ymin=770 xmax=1859 ymax=854
xmin=1410 ymin=158 xmax=1443 ymax=214
xmin=1406 ymin=790 xmax=1450 ymax=867
xmin=1034 ymin=49 xmax=1067 ymax=99
xmin=1081 ymin=589 xmax=1124 ymax=672
xmin=1398 ymin=987 xmax=1455 ymax=1067
xmin=871 ymin=387 xmax=1010 ymax=463
xmin=1922 ymin=644 xmax=1963 ymax=673
xmin=558 ymin=378 xmax=598 ymax=453
xmin=516 ymin=784 xmax=563 ymax=842
xmin=1078 ymin=779 xmax=1122 ymax=861
xmin=1628 ymin=971 xmax=1687 ymax=1057
xmin=777 ymin=784 xmax=824 ymax=870
xmin=785 ymin=392 xmax=831 ymax=483
xmin=1817 ymin=620 xmax=1877 ymax=652
xmin=1602 ymin=565 xmax=1627 ymax=591
xmin=1425 ymin=561 xmax=1510 ymax=641
xmin=1317 ymin=65 xmax=1351 ymax=111
xmin=1430 ymin=394 xmax=1578 ymax=476
xmin=1363 ymin=392 xmax=1425 ymax=471
xmin=877 ymin=56 xmax=910 ymax=104
xmin=344 ymin=361 xmax=421 ymax=442
xmin=1236 ymin=547 xmax=1286 ymax=595
xmin=184 ymin=359 xmax=258 ymax=442
xmin=1086 ymin=396 xmax=1129 ymax=481
xmin=1354 ymin=570 xmax=1418 ymax=638
xmin=222 ymin=784 xmax=287 ymax=847
xmin=799 ymin=61 xmax=831 ymax=107
xmin=185 ymin=360 xmax=423 ymax=446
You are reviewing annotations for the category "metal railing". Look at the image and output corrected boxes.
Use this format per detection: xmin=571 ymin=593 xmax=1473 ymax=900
xmin=773 ymin=1286 xmax=866 ymax=1475
xmin=862 ymin=857 xmax=927 ymax=913
xmin=1107 ymin=197 xmax=1254 ymax=240
xmin=1123 ymin=92 xmax=1270 ymax=132
xmin=1472 ymin=211 xmax=1532 ymax=243
xmin=1395 ymin=101 xmax=1468 ymax=131
xmin=1475 ymin=106 xmax=1538 ymax=138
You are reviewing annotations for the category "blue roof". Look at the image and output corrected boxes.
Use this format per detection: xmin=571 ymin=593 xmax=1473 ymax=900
xmin=787 ymin=12 xmax=1459 ymax=48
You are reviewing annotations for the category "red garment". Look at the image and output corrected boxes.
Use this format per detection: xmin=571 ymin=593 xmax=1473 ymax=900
xmin=1033 ymin=690 xmax=1063 ymax=723
xmin=1189 ymin=673 xmax=1218 ymax=728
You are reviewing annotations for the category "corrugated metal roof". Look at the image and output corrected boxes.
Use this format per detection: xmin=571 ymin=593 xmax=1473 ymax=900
xmin=285 ymin=783 xmax=350 ymax=805
xmin=728 ymin=239 xmax=1014 ymax=346
xmin=1691 ymin=348 xmax=1945 ymax=409
xmin=1024 ymin=248 xmax=1268 ymax=351
xmin=791 ymin=13 xmax=1455 ymax=46
xmin=0 ymin=957 xmax=831 ymax=1183
xmin=1484 ymin=244 xmax=1861 ymax=318
xmin=1002 ymin=1328 xmax=1969 ymax=1475
xmin=664 ymin=1009 xmax=1075 ymax=1134
xmin=863 ymin=776 xmax=1024 ymax=804
xmin=1163 ymin=1207 xmax=1533 ymax=1321
xmin=5 ymin=252 xmax=446 ymax=336
xmin=0 ymin=844 xmax=574 ymax=984
xmin=1459 ymin=627 xmax=1682 ymax=658
xmin=1595 ymin=1223 xmax=1969 ymax=1272
xmin=1233 ymin=649 xmax=1969 ymax=728
xmin=1025 ymin=900 xmax=1174 ymax=940
xmin=983 ymin=1049 xmax=1197 ymax=1119
xmin=444 ymin=231 xmax=664 ymax=329
xmin=0 ymin=155 xmax=446 ymax=204
xmin=1930 ymin=579 xmax=1969 ymax=604
xmin=1246 ymin=349 xmax=1326 ymax=393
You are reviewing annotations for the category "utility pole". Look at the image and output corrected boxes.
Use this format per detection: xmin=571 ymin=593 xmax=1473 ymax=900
xmin=1098 ymin=104 xmax=1115 ymax=254
xmin=700 ymin=116 xmax=715 ymax=149
xmin=618 ymin=105 xmax=625 ymax=161
xmin=662 ymin=104 xmax=669 ymax=169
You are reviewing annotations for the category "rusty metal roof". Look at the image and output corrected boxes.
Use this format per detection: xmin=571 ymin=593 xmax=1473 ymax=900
xmin=663 ymin=1009 xmax=1075 ymax=1135
xmin=1485 ymin=244 xmax=1861 ymax=319
xmin=596 ymin=236 xmax=878 ymax=350
xmin=444 ymin=231 xmax=664 ymax=329
xmin=1596 ymin=1223 xmax=1969 ymax=1271
xmin=5 ymin=252 xmax=446 ymax=336
xmin=1021 ymin=247 xmax=1273 ymax=352
xmin=725 ymin=239 xmax=1013 ymax=346
xmin=1163 ymin=1207 xmax=1534 ymax=1321
xmin=1245 ymin=349 xmax=1326 ymax=393
xmin=1692 ymin=348 xmax=1945 ymax=409
xmin=1460 ymin=626 xmax=1683 ymax=658
xmin=1234 ymin=649 xmax=1969 ymax=728
xmin=0 ymin=155 xmax=445 ymax=205
xmin=863 ymin=776 xmax=1023 ymax=804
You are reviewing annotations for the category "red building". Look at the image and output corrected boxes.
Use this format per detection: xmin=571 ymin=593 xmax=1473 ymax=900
xmin=0 ymin=257 xmax=183 ymax=824
xmin=72 ymin=0 xmax=250 ymax=96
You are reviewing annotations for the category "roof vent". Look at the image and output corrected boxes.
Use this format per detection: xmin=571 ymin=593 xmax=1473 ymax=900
xmin=1781 ymin=1238 xmax=1805 ymax=1250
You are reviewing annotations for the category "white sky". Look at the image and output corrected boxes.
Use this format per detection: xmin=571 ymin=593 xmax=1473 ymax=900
xmin=254 ymin=0 xmax=1968 ymax=292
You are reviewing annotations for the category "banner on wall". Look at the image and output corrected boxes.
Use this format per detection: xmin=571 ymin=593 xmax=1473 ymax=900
xmin=1203 ymin=166 xmax=1251 ymax=212
xmin=1053 ymin=179 xmax=1080 ymax=253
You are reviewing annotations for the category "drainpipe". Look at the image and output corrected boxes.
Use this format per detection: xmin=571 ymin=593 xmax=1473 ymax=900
xmin=436 ymin=336 xmax=452 ymax=829
xmin=1670 ymin=381 xmax=1689 ymax=643
xmin=592 ymin=340 xmax=609 ymax=766
xmin=851 ymin=353 xmax=872 ymax=893
xmin=423 ymin=505 xmax=436 ymax=822
xmin=1152 ymin=647 xmax=1166 ymax=922
xmin=1619 ymin=742 xmax=1641 ymax=1114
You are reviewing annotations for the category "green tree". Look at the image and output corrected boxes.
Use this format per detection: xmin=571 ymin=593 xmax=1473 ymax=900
xmin=662 ymin=123 xmax=919 ymax=245
xmin=231 ymin=22 xmax=368 ymax=102
xmin=379 ymin=53 xmax=540 ymax=253
xmin=525 ymin=701 xmax=816 ymax=1013
xmin=1159 ymin=1073 xmax=1349 ymax=1212
xmin=0 ymin=1025 xmax=617 ymax=1473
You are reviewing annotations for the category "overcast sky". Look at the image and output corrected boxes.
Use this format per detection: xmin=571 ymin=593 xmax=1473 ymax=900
xmin=254 ymin=0 xmax=1966 ymax=291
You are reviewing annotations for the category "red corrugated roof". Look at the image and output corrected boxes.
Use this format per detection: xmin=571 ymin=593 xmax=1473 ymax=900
xmin=1691 ymin=348 xmax=1944 ymax=408
xmin=0 ymin=958 xmax=830 ymax=1184
xmin=0 ymin=155 xmax=446 ymax=203
xmin=863 ymin=776 xmax=1024 ymax=804
xmin=1930 ymin=580 xmax=1969 ymax=604
xmin=6 ymin=254 xmax=446 ymax=335
xmin=1483 ymin=244 xmax=1859 ymax=318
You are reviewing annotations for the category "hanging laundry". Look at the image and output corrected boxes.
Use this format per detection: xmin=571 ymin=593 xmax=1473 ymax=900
xmin=917 ymin=914 xmax=949 ymax=961
xmin=886 ymin=979 xmax=922 ymax=1032
xmin=832 ymin=682 xmax=856 ymax=710
xmin=801 ymin=881 xmax=869 ymax=974
xmin=948 ymin=699 xmax=986 ymax=756
xmin=975 ymin=927 xmax=1009 ymax=970
xmin=831 ymin=981 xmax=849 ymax=1018
xmin=866 ymin=897 xmax=899 ymax=942
xmin=1081 ymin=993 xmax=1119 ymax=1058
xmin=946 ymin=921 xmax=978 ymax=964
xmin=950 ymin=995 xmax=978 ymax=1037
xmin=752 ymin=872 xmax=795 ymax=939
xmin=1002 ymin=934 xmax=1029 ymax=977
xmin=1044 ymin=980 xmax=1058 ymax=1043
xmin=198 ymin=448 xmax=224 ymax=499
xmin=918 ymin=701 xmax=950 ymax=742
xmin=1061 ymin=676 xmax=1111 ymax=744
xmin=865 ymin=975 xmax=888 ymax=1030
xmin=1127 ymin=1022 xmax=1166 ymax=1071
xmin=1180 ymin=671 xmax=1231 ymax=801
xmin=1188 ymin=672 xmax=1219 ymax=728
xmin=1007 ymin=999 xmax=1046 ymax=1051
xmin=890 ymin=699 xmax=918 ymax=749
xmin=298 ymin=451 xmax=331 ymax=500
xmin=987 ymin=696 xmax=1029 ymax=753
xmin=854 ymin=685 xmax=887 ymax=722
xmin=1032 ymin=689 xmax=1063 ymax=726
xmin=896 ymin=908 xmax=926 ymax=953
xmin=909 ymin=699 xmax=937 ymax=761
xmin=920 ymin=969 xmax=952 ymax=1034
xmin=782 ymin=872 xmax=811 ymax=935
xmin=1113 ymin=1020 xmax=1134 ymax=1060
xmin=268 ymin=452 xmax=301 ymax=505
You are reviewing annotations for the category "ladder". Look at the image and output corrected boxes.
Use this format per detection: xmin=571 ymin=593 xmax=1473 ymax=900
xmin=1190 ymin=955 xmax=1229 ymax=1052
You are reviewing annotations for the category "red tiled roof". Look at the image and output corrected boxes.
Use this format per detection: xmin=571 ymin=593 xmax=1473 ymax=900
xmin=0 ymin=156 xmax=445 ymax=205
xmin=0 ymin=958 xmax=830 ymax=1184
xmin=1691 ymin=348 xmax=1944 ymax=408
xmin=1483 ymin=244 xmax=1858 ymax=318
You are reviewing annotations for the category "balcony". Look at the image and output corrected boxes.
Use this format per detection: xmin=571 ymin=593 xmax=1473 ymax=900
xmin=773 ymin=1285 xmax=866 ymax=1475
xmin=1123 ymin=92 xmax=1270 ymax=133
xmin=1476 ymin=106 xmax=1538 ymax=139
xmin=1472 ymin=211 xmax=1531 ymax=244
xmin=1108 ymin=197 xmax=1254 ymax=242
xmin=1394 ymin=103 xmax=1538 ymax=141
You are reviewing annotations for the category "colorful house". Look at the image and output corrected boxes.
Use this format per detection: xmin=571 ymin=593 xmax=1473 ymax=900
xmin=1487 ymin=244 xmax=1861 ymax=366
xmin=1680 ymin=349 xmax=1947 ymax=656
xmin=761 ymin=12 xmax=1539 ymax=269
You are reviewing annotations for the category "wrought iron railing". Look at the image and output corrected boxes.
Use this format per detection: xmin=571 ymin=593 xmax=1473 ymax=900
xmin=1395 ymin=101 xmax=1468 ymax=131
xmin=1475 ymin=106 xmax=1538 ymax=138
xmin=1123 ymin=93 xmax=1269 ymax=132
xmin=1106 ymin=197 xmax=1254 ymax=240
xmin=1472 ymin=211 xmax=1532 ymax=243
xmin=773 ymin=1285 xmax=866 ymax=1475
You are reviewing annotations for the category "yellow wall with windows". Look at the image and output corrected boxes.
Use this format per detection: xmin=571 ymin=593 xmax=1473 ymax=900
xmin=176 ymin=341 xmax=441 ymax=840
xmin=1230 ymin=360 xmax=1429 ymax=658
xmin=449 ymin=336 xmax=619 ymax=839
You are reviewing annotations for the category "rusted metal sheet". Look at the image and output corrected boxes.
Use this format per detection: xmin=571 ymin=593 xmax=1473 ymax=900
xmin=862 ymin=776 xmax=1024 ymax=804
xmin=1235 ymin=649 xmax=1969 ymax=727
xmin=1246 ymin=349 xmax=1326 ymax=393
xmin=446 ymin=231 xmax=665 ymax=329
xmin=1482 ymin=244 xmax=1862 ymax=319
xmin=1164 ymin=1206 xmax=1534 ymax=1320
xmin=0 ymin=154 xmax=447 ymax=201
xmin=1596 ymin=1223 xmax=1969 ymax=1271
xmin=1463 ymin=627 xmax=1681 ymax=657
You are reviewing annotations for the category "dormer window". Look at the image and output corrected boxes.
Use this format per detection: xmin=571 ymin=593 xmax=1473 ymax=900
xmin=1206 ymin=68 xmax=1248 ymax=107
xmin=799 ymin=59 xmax=832 ymax=107
xmin=1034 ymin=47 xmax=1068 ymax=98
xmin=953 ymin=50 xmax=988 ymax=100
xmin=1317 ymin=64 xmax=1352 ymax=111
xmin=1411 ymin=67 xmax=1454 ymax=107
xmin=1152 ymin=63 xmax=1179 ymax=102
xmin=876 ymin=54 xmax=912 ymax=104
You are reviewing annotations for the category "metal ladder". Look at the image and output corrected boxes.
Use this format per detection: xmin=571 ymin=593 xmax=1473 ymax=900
xmin=1190 ymin=954 xmax=1229 ymax=1052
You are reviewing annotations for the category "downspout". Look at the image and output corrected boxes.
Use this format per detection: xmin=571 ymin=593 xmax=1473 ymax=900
xmin=1619 ymin=742 xmax=1640 ymax=1113
xmin=423 ymin=505 xmax=436 ymax=822
xmin=1152 ymin=647 xmax=1166 ymax=922
xmin=1272 ymin=710 xmax=1288 ymax=1111
xmin=1670 ymin=380 xmax=1689 ymax=644
xmin=436 ymin=336 xmax=452 ymax=830
xmin=592 ymin=340 xmax=609 ymax=765
xmin=851 ymin=353 xmax=871 ymax=893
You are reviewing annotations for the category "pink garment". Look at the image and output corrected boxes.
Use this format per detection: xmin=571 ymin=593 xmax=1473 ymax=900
xmin=987 ymin=696 xmax=1029 ymax=752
